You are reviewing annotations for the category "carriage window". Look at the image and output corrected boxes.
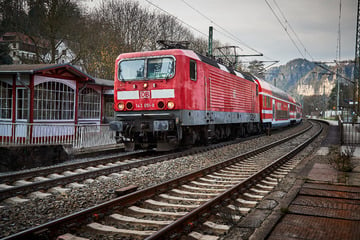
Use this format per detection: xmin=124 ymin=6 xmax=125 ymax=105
xmin=147 ymin=57 xmax=174 ymax=79
xmin=119 ymin=59 xmax=145 ymax=81
xmin=190 ymin=59 xmax=197 ymax=81
xmin=264 ymin=96 xmax=271 ymax=108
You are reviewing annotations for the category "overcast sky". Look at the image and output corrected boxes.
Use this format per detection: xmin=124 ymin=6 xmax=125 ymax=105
xmin=86 ymin=0 xmax=357 ymax=66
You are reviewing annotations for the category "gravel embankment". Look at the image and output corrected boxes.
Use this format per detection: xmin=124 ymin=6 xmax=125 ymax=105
xmin=0 ymin=121 xmax=310 ymax=238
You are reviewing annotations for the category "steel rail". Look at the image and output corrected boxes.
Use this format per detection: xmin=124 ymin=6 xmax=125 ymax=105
xmin=0 ymin=150 xmax=144 ymax=184
xmin=0 ymin=122 xmax=300 ymax=184
xmin=0 ymin=151 xmax=175 ymax=201
xmin=1 ymin=122 xmax=315 ymax=240
xmin=0 ymin=131 xmax=247 ymax=185
xmin=146 ymin=121 xmax=323 ymax=239
xmin=0 ymin=128 xmax=288 ymax=201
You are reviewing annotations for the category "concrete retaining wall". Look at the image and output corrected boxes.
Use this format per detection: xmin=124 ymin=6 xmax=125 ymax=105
xmin=0 ymin=145 xmax=68 ymax=172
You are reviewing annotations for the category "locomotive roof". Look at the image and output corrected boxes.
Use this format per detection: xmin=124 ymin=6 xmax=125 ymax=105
xmin=195 ymin=53 xmax=255 ymax=83
xmin=116 ymin=49 xmax=255 ymax=83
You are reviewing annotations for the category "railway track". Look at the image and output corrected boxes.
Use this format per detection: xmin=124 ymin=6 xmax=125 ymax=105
xmin=2 ymin=120 xmax=322 ymax=240
xmin=0 ymin=150 xmax=153 ymax=202
xmin=0 ymin=131 xmax=271 ymax=203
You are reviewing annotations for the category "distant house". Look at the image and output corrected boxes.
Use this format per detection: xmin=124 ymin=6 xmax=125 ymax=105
xmin=0 ymin=32 xmax=49 ymax=64
xmin=0 ymin=32 xmax=82 ymax=66
xmin=0 ymin=64 xmax=114 ymax=146
xmin=43 ymin=39 xmax=83 ymax=66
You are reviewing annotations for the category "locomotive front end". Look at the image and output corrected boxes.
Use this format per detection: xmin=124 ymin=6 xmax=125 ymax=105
xmin=110 ymin=51 xmax=181 ymax=151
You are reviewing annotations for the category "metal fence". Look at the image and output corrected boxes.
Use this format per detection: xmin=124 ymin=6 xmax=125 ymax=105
xmin=0 ymin=122 xmax=116 ymax=149
xmin=339 ymin=117 xmax=360 ymax=146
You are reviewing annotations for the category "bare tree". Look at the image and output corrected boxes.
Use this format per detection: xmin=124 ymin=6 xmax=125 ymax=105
xmin=248 ymin=60 xmax=265 ymax=78
xmin=0 ymin=0 xmax=28 ymax=34
xmin=84 ymin=0 xmax=207 ymax=79
xmin=26 ymin=0 xmax=83 ymax=63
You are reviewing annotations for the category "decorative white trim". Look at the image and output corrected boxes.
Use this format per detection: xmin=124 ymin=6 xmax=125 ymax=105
xmin=103 ymin=89 xmax=114 ymax=94
xmin=35 ymin=75 xmax=76 ymax=89
xmin=151 ymin=89 xmax=175 ymax=99
xmin=117 ymin=91 xmax=139 ymax=100
xmin=259 ymin=92 xmax=296 ymax=106
xmin=261 ymin=110 xmax=273 ymax=114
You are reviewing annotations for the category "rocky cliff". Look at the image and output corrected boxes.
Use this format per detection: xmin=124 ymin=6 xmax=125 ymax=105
xmin=265 ymin=58 xmax=354 ymax=100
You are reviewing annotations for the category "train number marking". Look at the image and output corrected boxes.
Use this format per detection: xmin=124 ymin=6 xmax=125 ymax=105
xmin=136 ymin=103 xmax=155 ymax=108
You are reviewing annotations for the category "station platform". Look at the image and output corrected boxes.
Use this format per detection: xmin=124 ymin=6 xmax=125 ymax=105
xmin=249 ymin=119 xmax=360 ymax=240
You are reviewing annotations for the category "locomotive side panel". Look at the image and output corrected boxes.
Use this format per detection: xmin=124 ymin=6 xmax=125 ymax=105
xmin=203 ymin=65 xmax=260 ymax=125
xmin=176 ymin=56 xmax=210 ymax=126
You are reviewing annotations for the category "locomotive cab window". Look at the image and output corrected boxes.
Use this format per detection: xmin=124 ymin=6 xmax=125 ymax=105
xmin=118 ymin=56 xmax=175 ymax=81
xmin=190 ymin=59 xmax=197 ymax=81
xmin=119 ymin=59 xmax=145 ymax=81
xmin=147 ymin=57 xmax=174 ymax=79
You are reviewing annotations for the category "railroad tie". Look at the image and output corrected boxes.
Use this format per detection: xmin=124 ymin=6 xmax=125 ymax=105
xmin=87 ymin=222 xmax=156 ymax=237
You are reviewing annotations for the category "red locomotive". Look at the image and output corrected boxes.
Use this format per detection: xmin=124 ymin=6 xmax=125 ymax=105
xmin=110 ymin=48 xmax=302 ymax=151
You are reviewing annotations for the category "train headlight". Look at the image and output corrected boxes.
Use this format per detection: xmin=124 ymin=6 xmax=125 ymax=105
xmin=118 ymin=102 xmax=125 ymax=111
xmin=157 ymin=101 xmax=165 ymax=109
xmin=167 ymin=101 xmax=175 ymax=109
xmin=126 ymin=102 xmax=134 ymax=110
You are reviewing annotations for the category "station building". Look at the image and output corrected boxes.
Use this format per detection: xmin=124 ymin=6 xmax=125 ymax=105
xmin=0 ymin=63 xmax=114 ymax=146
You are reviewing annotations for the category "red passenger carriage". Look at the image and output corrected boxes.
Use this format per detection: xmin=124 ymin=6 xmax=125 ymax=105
xmin=256 ymin=78 xmax=302 ymax=129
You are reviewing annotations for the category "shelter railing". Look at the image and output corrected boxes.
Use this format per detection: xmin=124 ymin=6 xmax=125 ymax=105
xmin=339 ymin=116 xmax=360 ymax=146
xmin=0 ymin=122 xmax=116 ymax=149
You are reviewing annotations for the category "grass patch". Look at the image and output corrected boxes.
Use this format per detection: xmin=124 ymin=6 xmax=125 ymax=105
xmin=328 ymin=145 xmax=354 ymax=172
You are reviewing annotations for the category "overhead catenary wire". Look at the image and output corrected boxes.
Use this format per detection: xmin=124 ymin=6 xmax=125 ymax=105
xmin=266 ymin=0 xmax=351 ymax=84
xmin=145 ymin=0 xmax=273 ymax=61
xmin=144 ymin=0 xmax=208 ymax=38
xmin=179 ymin=0 xmax=264 ymax=56
xmin=272 ymin=0 xmax=314 ymax=61
xmin=265 ymin=0 xmax=314 ymax=61
xmin=315 ymin=62 xmax=354 ymax=84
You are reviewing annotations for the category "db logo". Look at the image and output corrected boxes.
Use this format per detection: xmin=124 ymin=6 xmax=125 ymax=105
xmin=140 ymin=91 xmax=150 ymax=99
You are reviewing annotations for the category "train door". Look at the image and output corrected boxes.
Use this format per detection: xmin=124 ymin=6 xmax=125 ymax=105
xmin=203 ymin=65 xmax=212 ymax=124
xmin=272 ymin=99 xmax=276 ymax=122
xmin=288 ymin=103 xmax=290 ymax=119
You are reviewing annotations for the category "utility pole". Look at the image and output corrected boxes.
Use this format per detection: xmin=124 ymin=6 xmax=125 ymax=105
xmin=337 ymin=67 xmax=340 ymax=113
xmin=354 ymin=0 xmax=360 ymax=114
xmin=208 ymin=26 xmax=213 ymax=57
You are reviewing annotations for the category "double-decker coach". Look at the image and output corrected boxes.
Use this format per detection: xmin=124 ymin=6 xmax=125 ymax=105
xmin=256 ymin=78 xmax=302 ymax=130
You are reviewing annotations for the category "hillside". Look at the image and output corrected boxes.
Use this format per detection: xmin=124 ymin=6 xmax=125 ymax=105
xmin=264 ymin=59 xmax=354 ymax=102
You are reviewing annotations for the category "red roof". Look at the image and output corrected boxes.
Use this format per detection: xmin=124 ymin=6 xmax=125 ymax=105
xmin=0 ymin=32 xmax=50 ymax=48
xmin=0 ymin=64 xmax=94 ymax=82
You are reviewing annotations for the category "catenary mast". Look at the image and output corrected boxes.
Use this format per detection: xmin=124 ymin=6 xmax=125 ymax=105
xmin=354 ymin=0 xmax=360 ymax=114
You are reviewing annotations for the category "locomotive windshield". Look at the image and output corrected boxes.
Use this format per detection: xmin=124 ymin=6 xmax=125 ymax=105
xmin=119 ymin=57 xmax=175 ymax=81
